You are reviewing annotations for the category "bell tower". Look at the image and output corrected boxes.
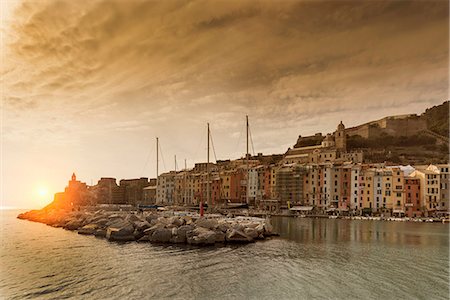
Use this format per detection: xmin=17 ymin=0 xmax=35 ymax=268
xmin=335 ymin=121 xmax=346 ymax=151
xmin=71 ymin=172 xmax=77 ymax=182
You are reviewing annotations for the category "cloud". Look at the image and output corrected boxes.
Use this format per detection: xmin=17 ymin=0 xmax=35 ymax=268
xmin=1 ymin=0 xmax=448 ymax=208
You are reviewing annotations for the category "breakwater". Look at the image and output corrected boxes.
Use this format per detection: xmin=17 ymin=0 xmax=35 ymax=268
xmin=17 ymin=209 xmax=277 ymax=245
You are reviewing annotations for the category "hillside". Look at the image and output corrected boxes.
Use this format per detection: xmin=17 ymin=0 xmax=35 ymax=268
xmin=347 ymin=100 xmax=449 ymax=164
xmin=422 ymin=101 xmax=449 ymax=137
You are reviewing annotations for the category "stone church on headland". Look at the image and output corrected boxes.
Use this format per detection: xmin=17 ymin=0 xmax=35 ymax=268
xmin=283 ymin=121 xmax=363 ymax=164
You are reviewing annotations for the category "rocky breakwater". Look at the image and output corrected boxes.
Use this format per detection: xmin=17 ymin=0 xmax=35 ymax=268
xmin=17 ymin=209 xmax=277 ymax=245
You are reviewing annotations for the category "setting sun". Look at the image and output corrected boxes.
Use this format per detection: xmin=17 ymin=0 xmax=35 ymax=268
xmin=38 ymin=187 xmax=48 ymax=197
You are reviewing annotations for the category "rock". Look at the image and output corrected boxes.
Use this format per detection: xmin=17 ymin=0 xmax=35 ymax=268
xmin=226 ymin=229 xmax=253 ymax=243
xmin=175 ymin=225 xmax=194 ymax=242
xmin=92 ymin=218 xmax=109 ymax=227
xmin=196 ymin=217 xmax=218 ymax=230
xmin=134 ymin=221 xmax=151 ymax=231
xmin=231 ymin=223 xmax=244 ymax=232
xmin=168 ymin=216 xmax=184 ymax=227
xmin=157 ymin=217 xmax=170 ymax=225
xmin=216 ymin=221 xmax=230 ymax=233
xmin=78 ymin=224 xmax=100 ymax=235
xmin=214 ymin=230 xmax=226 ymax=243
xmin=145 ymin=214 xmax=159 ymax=224
xmin=255 ymin=224 xmax=265 ymax=235
xmin=106 ymin=218 xmax=132 ymax=229
xmin=64 ymin=219 xmax=82 ymax=230
xmin=133 ymin=229 xmax=145 ymax=240
xmin=108 ymin=214 xmax=122 ymax=220
xmin=137 ymin=235 xmax=151 ymax=242
xmin=244 ymin=227 xmax=259 ymax=239
xmin=94 ymin=229 xmax=107 ymax=238
xmin=184 ymin=217 xmax=194 ymax=225
xmin=144 ymin=223 xmax=165 ymax=236
xmin=126 ymin=214 xmax=142 ymax=223
xmin=187 ymin=227 xmax=216 ymax=245
xmin=149 ymin=228 xmax=172 ymax=243
xmin=106 ymin=223 xmax=135 ymax=241
xmin=263 ymin=221 xmax=274 ymax=236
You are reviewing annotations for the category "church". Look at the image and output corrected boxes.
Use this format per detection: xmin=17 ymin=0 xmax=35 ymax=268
xmin=283 ymin=121 xmax=363 ymax=164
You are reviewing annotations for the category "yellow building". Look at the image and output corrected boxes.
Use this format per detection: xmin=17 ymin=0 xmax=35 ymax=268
xmin=362 ymin=168 xmax=375 ymax=213
xmin=389 ymin=167 xmax=405 ymax=216
xmin=220 ymin=171 xmax=232 ymax=202
xmin=412 ymin=168 xmax=440 ymax=216
xmin=381 ymin=169 xmax=393 ymax=211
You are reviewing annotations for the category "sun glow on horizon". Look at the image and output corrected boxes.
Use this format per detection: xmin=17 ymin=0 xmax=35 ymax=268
xmin=35 ymin=186 xmax=52 ymax=208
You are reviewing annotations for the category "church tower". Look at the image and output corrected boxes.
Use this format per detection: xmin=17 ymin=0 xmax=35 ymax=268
xmin=335 ymin=121 xmax=346 ymax=151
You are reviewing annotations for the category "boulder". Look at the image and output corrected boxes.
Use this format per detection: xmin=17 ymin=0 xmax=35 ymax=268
xmin=187 ymin=227 xmax=216 ymax=245
xmin=143 ymin=223 xmax=165 ymax=236
xmin=106 ymin=223 xmax=135 ymax=241
xmin=126 ymin=214 xmax=143 ymax=223
xmin=94 ymin=229 xmax=107 ymax=238
xmin=184 ymin=217 xmax=194 ymax=225
xmin=168 ymin=216 xmax=184 ymax=227
xmin=137 ymin=235 xmax=151 ymax=242
xmin=78 ymin=224 xmax=100 ymax=235
xmin=170 ymin=228 xmax=186 ymax=243
xmin=106 ymin=218 xmax=132 ymax=229
xmin=145 ymin=214 xmax=159 ymax=224
xmin=149 ymin=228 xmax=172 ymax=243
xmin=92 ymin=218 xmax=109 ymax=227
xmin=64 ymin=219 xmax=82 ymax=230
xmin=196 ymin=217 xmax=218 ymax=230
xmin=255 ymin=224 xmax=265 ymax=236
xmin=134 ymin=221 xmax=151 ymax=232
xmin=243 ymin=227 xmax=259 ymax=239
xmin=216 ymin=221 xmax=230 ymax=233
xmin=133 ymin=229 xmax=145 ymax=240
xmin=226 ymin=229 xmax=253 ymax=243
xmin=214 ymin=230 xmax=226 ymax=243
xmin=108 ymin=214 xmax=122 ymax=220
xmin=176 ymin=225 xmax=194 ymax=241
xmin=231 ymin=223 xmax=244 ymax=232
xmin=263 ymin=221 xmax=274 ymax=236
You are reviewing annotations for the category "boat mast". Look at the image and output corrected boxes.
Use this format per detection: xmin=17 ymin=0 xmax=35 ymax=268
xmin=246 ymin=115 xmax=249 ymax=205
xmin=207 ymin=123 xmax=211 ymax=209
xmin=156 ymin=137 xmax=159 ymax=204
xmin=184 ymin=158 xmax=187 ymax=206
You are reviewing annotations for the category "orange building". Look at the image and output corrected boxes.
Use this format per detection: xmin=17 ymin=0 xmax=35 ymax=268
xmin=404 ymin=177 xmax=421 ymax=218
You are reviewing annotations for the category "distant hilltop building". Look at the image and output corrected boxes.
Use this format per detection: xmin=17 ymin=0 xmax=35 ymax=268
xmin=52 ymin=173 xmax=89 ymax=208
xmin=345 ymin=114 xmax=426 ymax=138
xmin=284 ymin=121 xmax=363 ymax=164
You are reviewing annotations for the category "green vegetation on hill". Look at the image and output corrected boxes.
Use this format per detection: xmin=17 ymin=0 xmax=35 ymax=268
xmin=422 ymin=100 xmax=449 ymax=137
xmin=347 ymin=133 xmax=437 ymax=149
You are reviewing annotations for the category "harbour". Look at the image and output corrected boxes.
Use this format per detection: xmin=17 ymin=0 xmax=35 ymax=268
xmin=1 ymin=209 xmax=448 ymax=299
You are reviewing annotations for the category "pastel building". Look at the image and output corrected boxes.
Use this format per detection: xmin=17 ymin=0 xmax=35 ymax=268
xmin=350 ymin=165 xmax=363 ymax=212
xmin=404 ymin=177 xmax=421 ymax=218
xmin=427 ymin=164 xmax=450 ymax=213
xmin=156 ymin=172 xmax=175 ymax=205
xmin=412 ymin=168 xmax=440 ymax=216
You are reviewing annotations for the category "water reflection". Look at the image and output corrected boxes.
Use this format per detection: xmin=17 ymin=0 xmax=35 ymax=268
xmin=1 ymin=210 xmax=449 ymax=299
xmin=272 ymin=217 xmax=449 ymax=247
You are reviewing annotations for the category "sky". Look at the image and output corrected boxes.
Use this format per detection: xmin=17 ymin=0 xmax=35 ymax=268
xmin=1 ymin=0 xmax=448 ymax=209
